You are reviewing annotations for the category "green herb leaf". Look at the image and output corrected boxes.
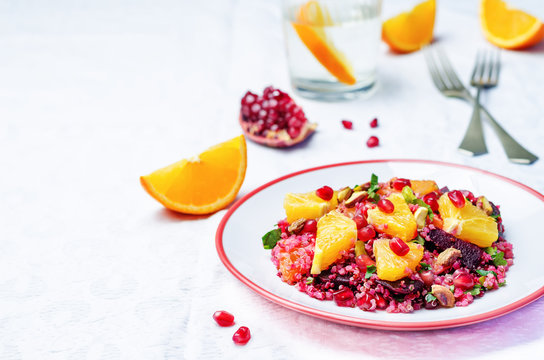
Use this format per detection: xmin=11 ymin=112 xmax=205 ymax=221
xmin=367 ymin=174 xmax=380 ymax=202
xmin=262 ymin=228 xmax=281 ymax=249
xmin=365 ymin=265 xmax=376 ymax=279
xmin=419 ymin=262 xmax=431 ymax=270
xmin=493 ymin=251 xmax=507 ymax=266
xmin=467 ymin=284 xmax=482 ymax=296
xmin=425 ymin=293 xmax=437 ymax=302
xmin=305 ymin=277 xmax=314 ymax=285
xmin=413 ymin=235 xmax=426 ymax=246
xmin=490 ymin=214 xmax=500 ymax=221
xmin=475 ymin=269 xmax=497 ymax=277
xmin=484 ymin=247 xmax=497 ymax=256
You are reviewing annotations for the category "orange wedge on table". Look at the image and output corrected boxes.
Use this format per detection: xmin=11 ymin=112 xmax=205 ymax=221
xmin=140 ymin=135 xmax=247 ymax=215
xmin=292 ymin=1 xmax=356 ymax=85
xmin=481 ymin=0 xmax=544 ymax=49
xmin=382 ymin=0 xmax=436 ymax=53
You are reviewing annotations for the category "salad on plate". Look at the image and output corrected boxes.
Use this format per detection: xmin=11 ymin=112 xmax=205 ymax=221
xmin=262 ymin=174 xmax=513 ymax=313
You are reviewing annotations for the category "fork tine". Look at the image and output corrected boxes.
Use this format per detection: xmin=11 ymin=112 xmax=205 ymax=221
xmin=491 ymin=50 xmax=501 ymax=85
xmin=470 ymin=50 xmax=482 ymax=83
xmin=436 ymin=47 xmax=464 ymax=89
xmin=424 ymin=48 xmax=447 ymax=91
xmin=478 ymin=50 xmax=487 ymax=85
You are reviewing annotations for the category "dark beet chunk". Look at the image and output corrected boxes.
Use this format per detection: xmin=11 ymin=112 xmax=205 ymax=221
xmin=490 ymin=201 xmax=500 ymax=217
xmin=376 ymin=279 xmax=424 ymax=295
xmin=426 ymin=228 xmax=483 ymax=269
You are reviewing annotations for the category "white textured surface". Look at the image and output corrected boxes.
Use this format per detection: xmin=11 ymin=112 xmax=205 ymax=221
xmin=0 ymin=0 xmax=543 ymax=359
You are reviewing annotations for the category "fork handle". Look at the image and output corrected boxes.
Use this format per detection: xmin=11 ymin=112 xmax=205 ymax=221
xmin=477 ymin=103 xmax=539 ymax=164
xmin=458 ymin=87 xmax=487 ymax=156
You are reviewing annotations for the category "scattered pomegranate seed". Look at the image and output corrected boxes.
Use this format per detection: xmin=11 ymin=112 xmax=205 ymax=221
xmin=391 ymin=178 xmax=411 ymax=191
xmin=357 ymin=226 xmax=376 ymax=242
xmin=232 ymin=326 xmax=251 ymax=345
xmin=420 ymin=270 xmax=434 ymax=287
xmin=213 ymin=310 xmax=235 ymax=327
xmin=366 ymin=136 xmax=379 ymax=148
xmin=389 ymin=238 xmax=409 ymax=256
xmin=460 ymin=190 xmax=476 ymax=203
xmin=240 ymin=86 xmax=308 ymax=139
xmin=357 ymin=293 xmax=375 ymax=311
xmin=356 ymin=254 xmax=375 ymax=269
xmin=302 ymin=219 xmax=317 ymax=234
xmin=375 ymin=294 xmax=387 ymax=309
xmin=453 ymin=270 xmax=474 ymax=290
xmin=315 ymin=186 xmax=334 ymax=201
xmin=370 ymin=118 xmax=378 ymax=128
xmin=423 ymin=192 xmax=439 ymax=212
xmin=341 ymin=120 xmax=353 ymax=129
xmin=377 ymin=199 xmax=395 ymax=213
xmin=333 ymin=287 xmax=354 ymax=306
xmin=448 ymin=190 xmax=466 ymax=208
xmin=353 ymin=214 xmax=367 ymax=229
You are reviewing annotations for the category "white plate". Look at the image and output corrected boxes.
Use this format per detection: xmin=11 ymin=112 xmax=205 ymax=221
xmin=216 ymin=160 xmax=544 ymax=330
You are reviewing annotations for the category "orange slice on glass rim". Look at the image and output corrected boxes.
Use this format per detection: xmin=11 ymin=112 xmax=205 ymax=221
xmin=292 ymin=1 xmax=356 ymax=85
xmin=140 ymin=135 xmax=247 ymax=215
xmin=382 ymin=0 xmax=436 ymax=53
xmin=481 ymin=0 xmax=544 ymax=49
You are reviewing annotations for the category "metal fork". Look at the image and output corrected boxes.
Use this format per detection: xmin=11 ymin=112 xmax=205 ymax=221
xmin=458 ymin=50 xmax=500 ymax=155
xmin=424 ymin=46 xmax=538 ymax=164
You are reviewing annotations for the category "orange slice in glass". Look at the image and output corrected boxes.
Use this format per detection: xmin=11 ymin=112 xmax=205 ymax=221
xmin=382 ymin=0 xmax=436 ymax=53
xmin=140 ymin=135 xmax=247 ymax=214
xmin=481 ymin=0 xmax=544 ymax=49
xmin=292 ymin=1 xmax=356 ymax=85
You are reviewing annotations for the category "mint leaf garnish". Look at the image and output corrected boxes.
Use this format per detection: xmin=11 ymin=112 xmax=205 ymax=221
xmin=493 ymin=251 xmax=507 ymax=266
xmin=367 ymin=173 xmax=380 ymax=202
xmin=262 ymin=228 xmax=281 ymax=249
xmin=413 ymin=235 xmax=426 ymax=246
xmin=425 ymin=293 xmax=437 ymax=302
xmin=467 ymin=284 xmax=482 ymax=296
xmin=475 ymin=269 xmax=497 ymax=277
xmin=365 ymin=265 xmax=376 ymax=279
xmin=419 ymin=262 xmax=431 ymax=270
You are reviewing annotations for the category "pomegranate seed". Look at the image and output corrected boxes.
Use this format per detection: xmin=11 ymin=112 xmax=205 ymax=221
xmin=333 ymin=287 xmax=354 ymax=306
xmin=420 ymin=270 xmax=434 ymax=287
xmin=460 ymin=190 xmax=476 ymax=203
xmin=302 ymin=219 xmax=317 ymax=234
xmin=448 ymin=190 xmax=466 ymax=208
xmin=357 ymin=226 xmax=376 ymax=242
xmin=366 ymin=136 xmax=379 ymax=148
xmin=377 ymin=199 xmax=395 ymax=214
xmin=353 ymin=214 xmax=367 ymax=229
xmin=375 ymin=294 xmax=387 ymax=309
xmin=357 ymin=293 xmax=375 ymax=311
xmin=232 ymin=326 xmax=251 ymax=345
xmin=356 ymin=254 xmax=375 ymax=269
xmin=453 ymin=270 xmax=474 ymax=290
xmin=389 ymin=238 xmax=409 ymax=256
xmin=240 ymin=86 xmax=309 ymax=139
xmin=213 ymin=310 xmax=235 ymax=327
xmin=391 ymin=178 xmax=411 ymax=191
xmin=422 ymin=192 xmax=439 ymax=212
xmin=315 ymin=186 xmax=334 ymax=201
xmin=370 ymin=118 xmax=378 ymax=128
xmin=341 ymin=120 xmax=353 ymax=129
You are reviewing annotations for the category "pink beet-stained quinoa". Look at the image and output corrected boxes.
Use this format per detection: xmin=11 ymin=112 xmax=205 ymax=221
xmin=265 ymin=176 xmax=514 ymax=313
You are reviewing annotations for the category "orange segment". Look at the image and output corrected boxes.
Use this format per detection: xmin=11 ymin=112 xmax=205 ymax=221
xmin=283 ymin=191 xmax=338 ymax=223
xmin=140 ymin=135 xmax=247 ymax=214
xmin=373 ymin=239 xmax=424 ymax=281
xmin=411 ymin=180 xmax=439 ymax=197
xmin=367 ymin=193 xmax=417 ymax=242
xmin=382 ymin=0 xmax=436 ymax=53
xmin=292 ymin=1 xmax=356 ymax=85
xmin=481 ymin=0 xmax=544 ymax=49
xmin=438 ymin=193 xmax=499 ymax=248
xmin=310 ymin=210 xmax=357 ymax=274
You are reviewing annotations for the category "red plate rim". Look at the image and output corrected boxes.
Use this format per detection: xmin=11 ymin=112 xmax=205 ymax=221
xmin=215 ymin=159 xmax=544 ymax=331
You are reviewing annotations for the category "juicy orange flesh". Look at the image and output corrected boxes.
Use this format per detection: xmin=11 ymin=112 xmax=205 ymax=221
xmin=367 ymin=193 xmax=417 ymax=242
xmin=483 ymin=0 xmax=539 ymax=39
xmin=410 ymin=180 xmax=439 ymax=197
xmin=373 ymin=239 xmax=424 ymax=281
xmin=284 ymin=191 xmax=337 ymax=223
xmin=382 ymin=0 xmax=435 ymax=52
xmin=311 ymin=210 xmax=357 ymax=274
xmin=438 ymin=193 xmax=498 ymax=248
xmin=140 ymin=135 xmax=246 ymax=214
xmin=292 ymin=1 xmax=356 ymax=85
xmin=164 ymin=148 xmax=241 ymax=205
